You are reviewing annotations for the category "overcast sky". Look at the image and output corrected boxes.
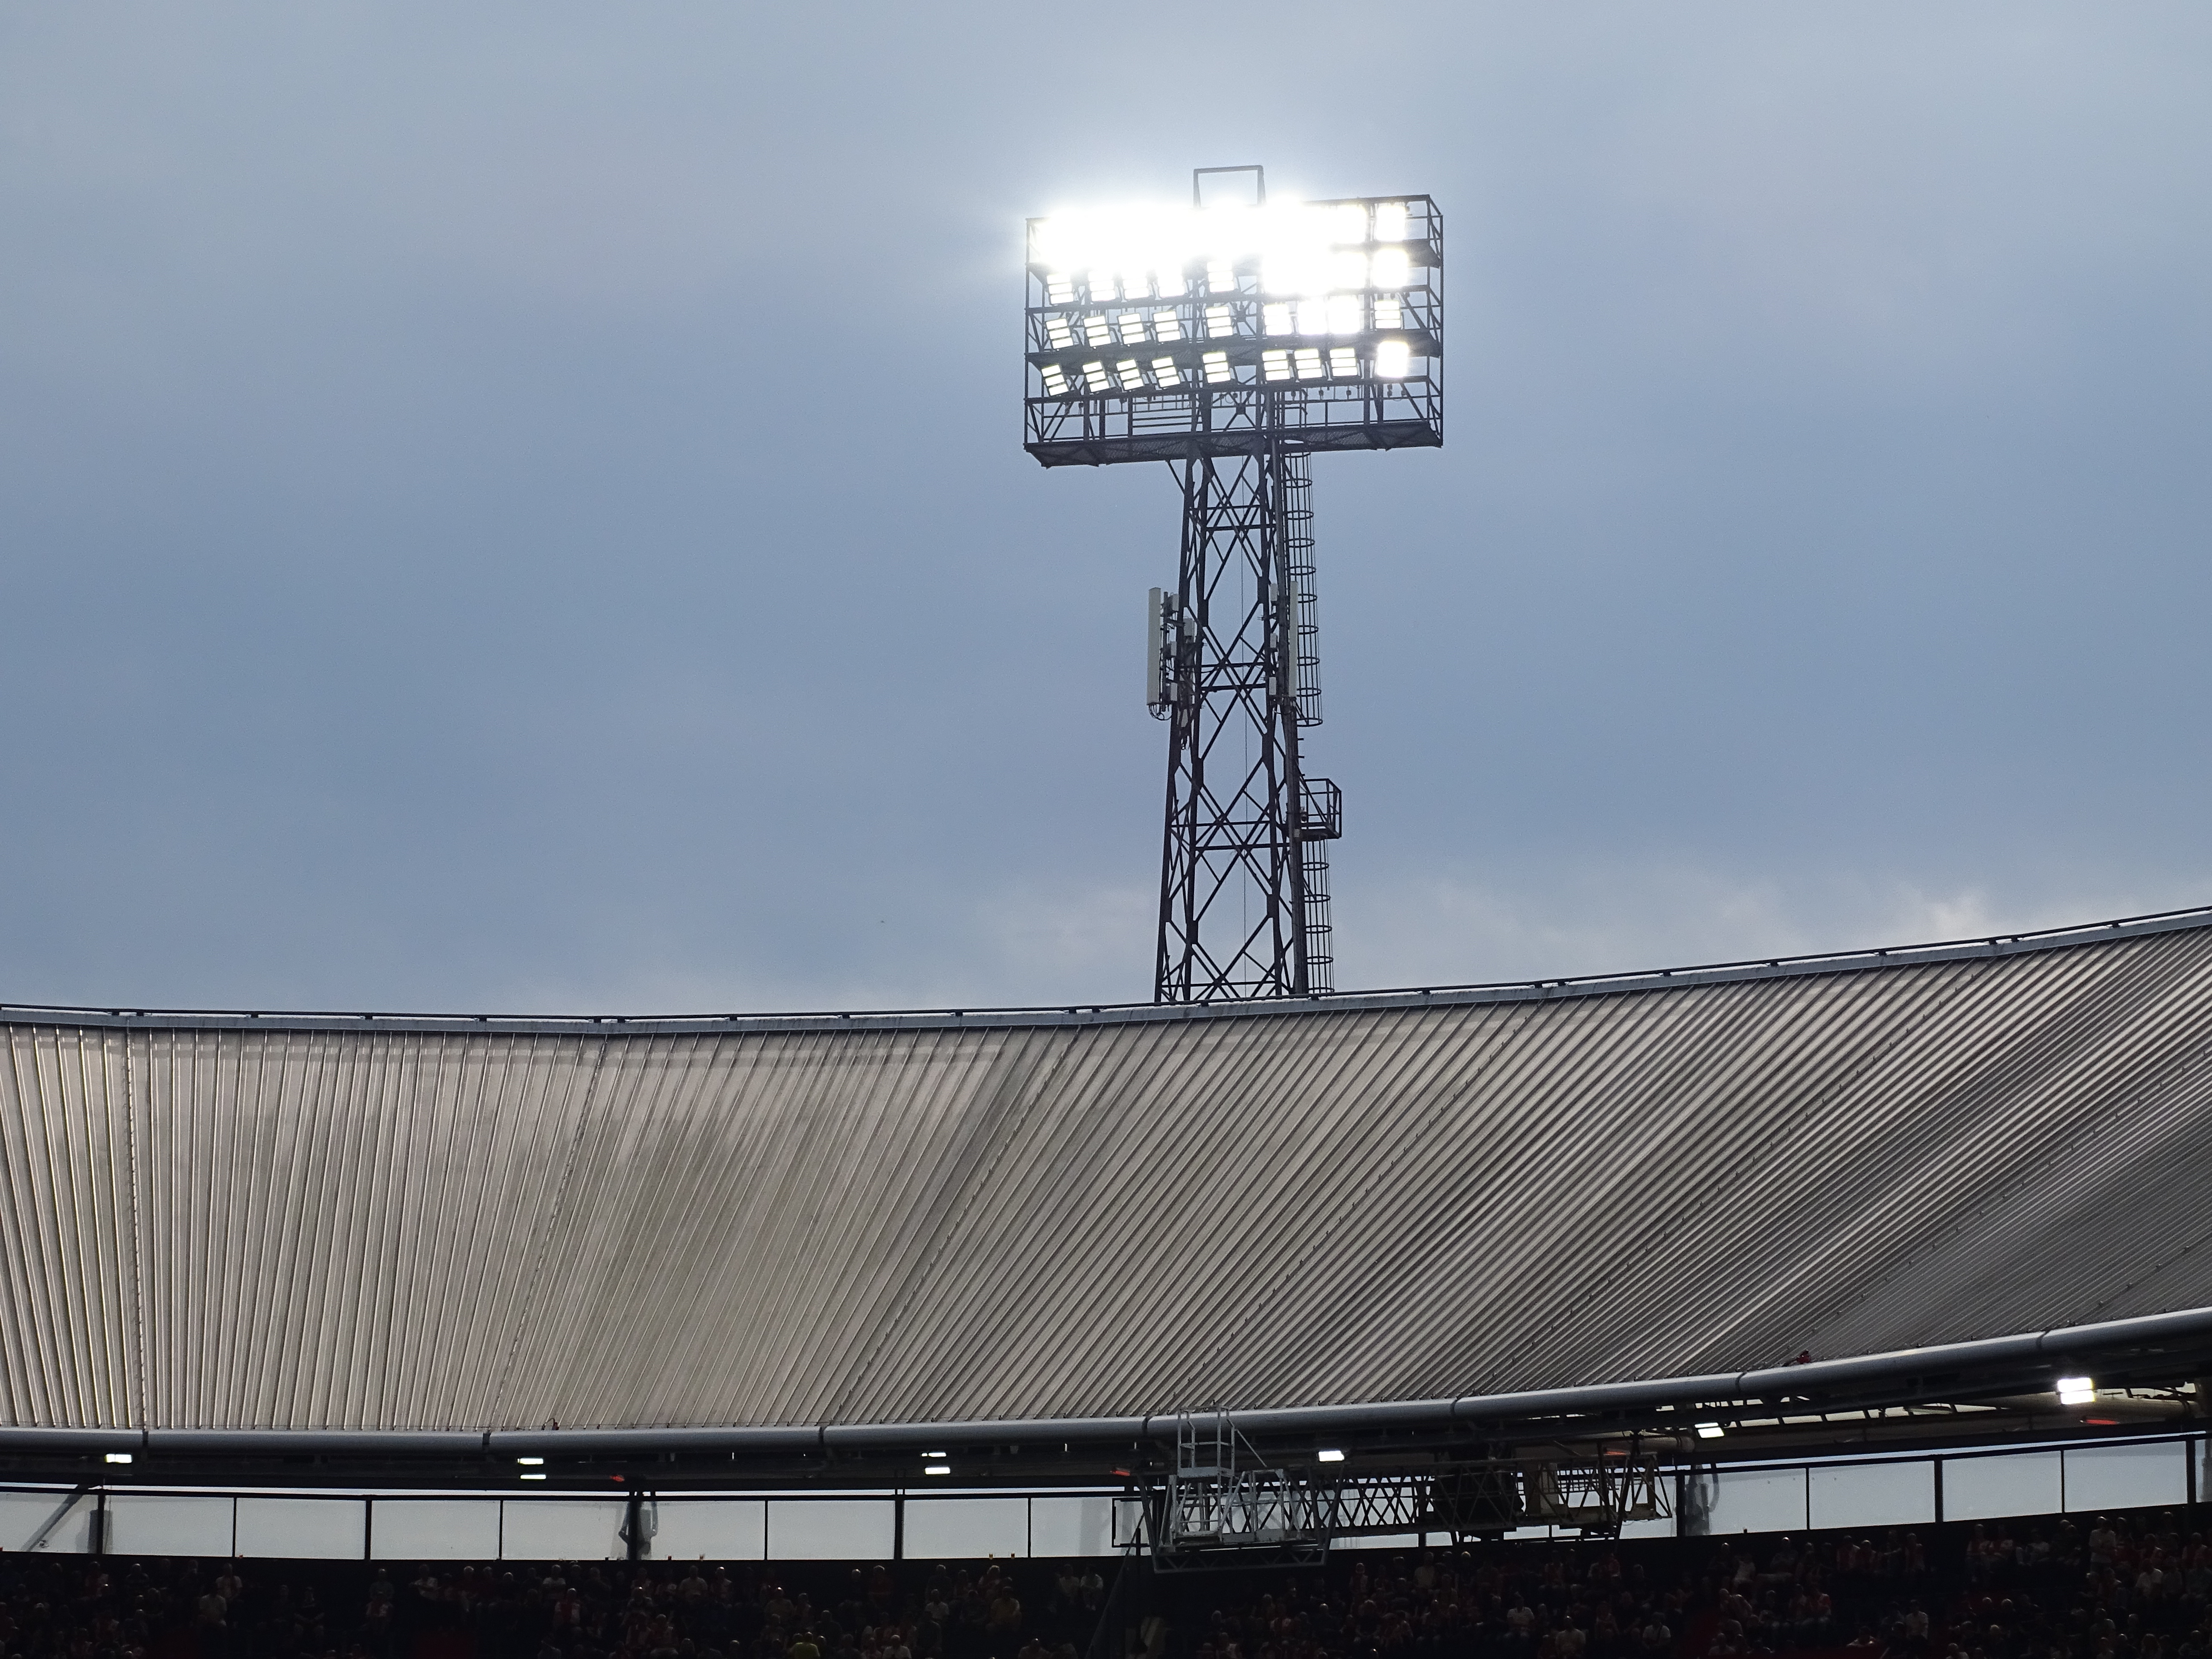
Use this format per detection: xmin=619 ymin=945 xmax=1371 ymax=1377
xmin=2 ymin=3 xmax=2208 ymax=1014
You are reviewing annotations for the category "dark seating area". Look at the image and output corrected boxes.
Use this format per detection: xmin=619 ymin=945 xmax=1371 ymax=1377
xmin=1128 ymin=1511 xmax=2210 ymax=1659
xmin=0 ymin=1511 xmax=2204 ymax=1659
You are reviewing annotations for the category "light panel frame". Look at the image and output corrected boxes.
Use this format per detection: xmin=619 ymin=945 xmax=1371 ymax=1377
xmin=1024 ymin=195 xmax=1443 ymax=468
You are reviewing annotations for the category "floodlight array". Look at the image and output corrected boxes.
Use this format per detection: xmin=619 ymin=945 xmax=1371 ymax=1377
xmin=1024 ymin=196 xmax=1442 ymax=467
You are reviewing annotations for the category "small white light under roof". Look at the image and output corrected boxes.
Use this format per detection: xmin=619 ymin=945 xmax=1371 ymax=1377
xmin=1374 ymin=200 xmax=1409 ymax=242
xmin=1316 ymin=1448 xmax=1345 ymax=1464
xmin=1374 ymin=294 xmax=1404 ymax=329
xmin=1293 ymin=346 xmax=1324 ymax=379
xmin=1374 ymin=338 xmax=1411 ymax=379
xmin=1153 ymin=310 xmax=1182 ymax=342
xmin=1083 ymin=316 xmax=1113 ymax=347
xmin=2057 ymin=1376 xmax=2097 ymax=1406
xmin=924 ymin=1463 xmax=952 ymax=1476
xmin=521 ymin=1471 xmax=546 ymax=1481
xmin=1370 ymin=247 xmax=1410 ymax=290
xmin=1118 ymin=311 xmax=1148 ymax=343
xmin=1263 ymin=302 xmax=1293 ymax=336
xmin=1261 ymin=349 xmax=1292 ymax=382
xmin=516 ymin=1456 xmax=545 ymax=1466
xmin=1152 ymin=357 xmax=1182 ymax=387
xmin=1206 ymin=260 xmax=1234 ymax=293
xmin=1040 ymin=364 xmax=1070 ymax=396
xmin=1296 ymin=298 xmax=1330 ymax=336
xmin=1328 ymin=347 xmax=1357 ymax=377
xmin=1202 ymin=350 xmax=1232 ymax=384
xmin=1115 ymin=358 xmax=1142 ymax=389
xmin=1205 ymin=305 xmax=1235 ymax=339
xmin=1045 ymin=274 xmax=1076 ymax=305
xmin=1082 ymin=360 xmax=1108 ymax=392
xmin=1325 ymin=295 xmax=1361 ymax=335
xmin=105 ymin=1452 xmax=133 ymax=1464
xmin=1695 ymin=1422 xmax=1726 ymax=1440
xmin=1046 ymin=316 xmax=1074 ymax=349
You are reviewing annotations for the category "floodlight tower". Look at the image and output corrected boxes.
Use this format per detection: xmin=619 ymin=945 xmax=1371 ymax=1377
xmin=1025 ymin=166 xmax=1443 ymax=1003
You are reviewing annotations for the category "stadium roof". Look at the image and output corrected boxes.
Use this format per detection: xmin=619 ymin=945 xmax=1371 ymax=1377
xmin=3 ymin=907 xmax=2211 ymax=1452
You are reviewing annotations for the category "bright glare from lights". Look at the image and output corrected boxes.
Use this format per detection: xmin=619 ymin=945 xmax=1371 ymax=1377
xmin=1152 ymin=357 xmax=1181 ymax=387
xmin=1374 ymin=339 xmax=1412 ymax=379
xmin=1205 ymin=305 xmax=1235 ymax=338
xmin=1202 ymin=351 xmax=1232 ymax=384
xmin=2057 ymin=1377 xmax=2097 ymax=1405
xmin=1294 ymin=347 xmax=1324 ymax=379
xmin=1325 ymin=295 xmax=1362 ymax=334
xmin=516 ymin=1456 xmax=545 ymax=1466
xmin=1370 ymin=247 xmax=1410 ymax=289
xmin=105 ymin=1452 xmax=133 ymax=1464
xmin=1317 ymin=1448 xmax=1346 ymax=1464
xmin=1035 ymin=200 xmax=1408 ymax=301
xmin=1263 ymin=302 xmax=1294 ymax=336
xmin=924 ymin=1463 xmax=952 ymax=1476
xmin=1262 ymin=349 xmax=1292 ymax=382
xmin=521 ymin=1471 xmax=547 ymax=1481
xmin=1329 ymin=347 xmax=1357 ymax=377
xmin=1695 ymin=1422 xmax=1726 ymax=1440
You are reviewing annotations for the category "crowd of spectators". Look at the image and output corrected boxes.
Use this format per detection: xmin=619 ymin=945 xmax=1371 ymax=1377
xmin=0 ymin=1556 xmax=1101 ymax=1659
xmin=0 ymin=1510 xmax=2205 ymax=1659
xmin=1141 ymin=1510 xmax=2212 ymax=1659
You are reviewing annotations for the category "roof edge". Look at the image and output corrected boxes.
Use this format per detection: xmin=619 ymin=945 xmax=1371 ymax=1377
xmin=2 ymin=906 xmax=2208 ymax=1039
xmin=15 ymin=1305 xmax=2210 ymax=1456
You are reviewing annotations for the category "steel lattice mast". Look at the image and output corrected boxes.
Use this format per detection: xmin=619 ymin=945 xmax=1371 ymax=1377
xmin=1025 ymin=168 xmax=1441 ymax=1004
xmin=1154 ymin=442 xmax=1337 ymax=1000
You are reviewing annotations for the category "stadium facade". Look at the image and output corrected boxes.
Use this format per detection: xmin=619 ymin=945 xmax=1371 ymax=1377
xmin=1 ymin=909 xmax=2210 ymax=1496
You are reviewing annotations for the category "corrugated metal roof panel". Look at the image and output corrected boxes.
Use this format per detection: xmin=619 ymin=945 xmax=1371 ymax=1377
xmin=2 ymin=922 xmax=2209 ymax=1431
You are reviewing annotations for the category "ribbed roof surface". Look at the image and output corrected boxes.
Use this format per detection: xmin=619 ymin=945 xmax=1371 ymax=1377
xmin=4 ymin=917 xmax=2212 ymax=1432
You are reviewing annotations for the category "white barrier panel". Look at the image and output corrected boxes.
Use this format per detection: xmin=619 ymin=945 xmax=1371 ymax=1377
xmin=1030 ymin=1496 xmax=1115 ymax=1557
xmin=767 ymin=1499 xmax=895 ymax=1560
xmin=236 ymin=1496 xmax=366 ymax=1559
xmin=372 ymin=1497 xmax=501 ymax=1560
xmin=905 ymin=1497 xmax=1027 ymax=1559
xmin=1944 ymin=1451 xmax=2061 ymax=1522
xmin=1618 ymin=1516 xmax=1676 ymax=1541
xmin=2064 ymin=1441 xmax=2188 ymax=1513
xmin=0 ymin=1490 xmax=92 ymax=1553
xmin=108 ymin=1494 xmax=234 ymax=1557
xmin=1712 ymin=1468 xmax=1806 ymax=1534
xmin=1337 ymin=1532 xmax=1424 ymax=1549
xmin=656 ymin=1499 xmax=766 ymax=1561
xmin=503 ymin=1499 xmax=627 ymax=1561
xmin=1810 ymin=1462 xmax=1933 ymax=1531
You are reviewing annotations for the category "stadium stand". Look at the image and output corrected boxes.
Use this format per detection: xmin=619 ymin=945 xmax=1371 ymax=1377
xmin=1 ymin=1516 xmax=2208 ymax=1659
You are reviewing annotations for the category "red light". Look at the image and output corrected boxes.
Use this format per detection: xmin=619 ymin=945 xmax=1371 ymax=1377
xmin=2085 ymin=1417 xmax=2119 ymax=1426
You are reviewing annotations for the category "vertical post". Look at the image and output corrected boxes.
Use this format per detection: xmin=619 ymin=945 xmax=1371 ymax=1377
xmin=1933 ymin=1459 xmax=1944 ymax=1526
xmin=894 ymin=1494 xmax=906 ymax=1561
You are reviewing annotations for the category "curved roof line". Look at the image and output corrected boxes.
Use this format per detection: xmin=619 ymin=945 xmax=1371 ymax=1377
xmin=9 ymin=1304 xmax=2208 ymax=1460
xmin=3 ymin=904 xmax=2209 ymax=1038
